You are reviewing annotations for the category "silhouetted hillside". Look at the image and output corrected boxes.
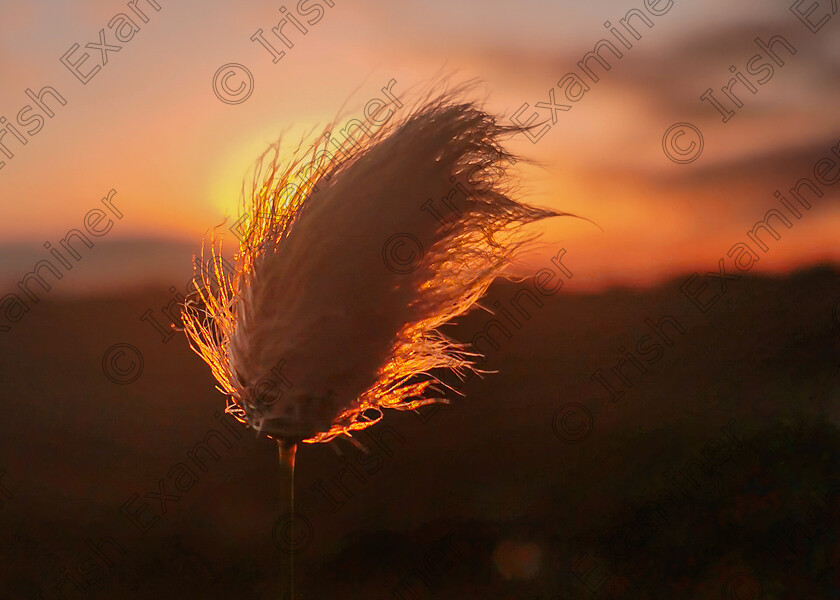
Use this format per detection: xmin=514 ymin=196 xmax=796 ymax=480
xmin=0 ymin=266 xmax=838 ymax=598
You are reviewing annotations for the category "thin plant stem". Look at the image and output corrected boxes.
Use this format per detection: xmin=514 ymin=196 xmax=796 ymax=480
xmin=277 ymin=440 xmax=297 ymax=600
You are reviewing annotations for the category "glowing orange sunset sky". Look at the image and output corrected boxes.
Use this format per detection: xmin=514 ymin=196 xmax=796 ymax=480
xmin=0 ymin=0 xmax=838 ymax=292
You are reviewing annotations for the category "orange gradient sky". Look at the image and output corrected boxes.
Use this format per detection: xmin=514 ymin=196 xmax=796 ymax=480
xmin=0 ymin=0 xmax=838 ymax=292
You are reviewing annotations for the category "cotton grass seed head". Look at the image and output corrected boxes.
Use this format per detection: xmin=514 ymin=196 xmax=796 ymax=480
xmin=181 ymin=88 xmax=568 ymax=447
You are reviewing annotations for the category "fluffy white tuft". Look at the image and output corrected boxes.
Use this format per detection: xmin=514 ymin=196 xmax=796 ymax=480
xmin=182 ymin=88 xmax=570 ymax=444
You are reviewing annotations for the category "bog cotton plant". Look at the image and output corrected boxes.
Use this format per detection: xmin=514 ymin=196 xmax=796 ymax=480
xmin=183 ymin=89 xmax=566 ymax=449
xmin=181 ymin=87 xmax=569 ymax=598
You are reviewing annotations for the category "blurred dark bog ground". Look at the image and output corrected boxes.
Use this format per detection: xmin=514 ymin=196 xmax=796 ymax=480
xmin=1 ymin=266 xmax=839 ymax=599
